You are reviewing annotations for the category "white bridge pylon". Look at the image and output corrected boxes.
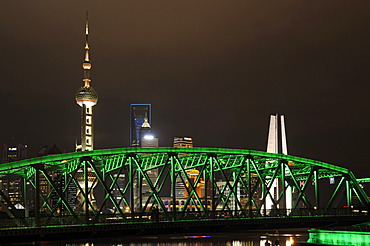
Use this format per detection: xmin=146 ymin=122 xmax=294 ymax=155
xmin=265 ymin=114 xmax=293 ymax=213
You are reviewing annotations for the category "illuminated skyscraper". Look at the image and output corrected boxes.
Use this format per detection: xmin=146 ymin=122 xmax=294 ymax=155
xmin=140 ymin=117 xmax=158 ymax=147
xmin=135 ymin=117 xmax=158 ymax=206
xmin=35 ymin=145 xmax=66 ymax=213
xmin=0 ymin=144 xmax=28 ymax=207
xmin=112 ymin=173 xmax=126 ymax=211
xmin=173 ymin=136 xmax=193 ymax=148
xmin=267 ymin=114 xmax=288 ymax=155
xmin=265 ymin=114 xmax=293 ymax=212
xmin=75 ymin=13 xmax=98 ymax=151
xmin=173 ymin=137 xmax=194 ymax=198
xmin=184 ymin=169 xmax=205 ymax=198
xmin=1 ymin=144 xmax=27 ymax=163
xmin=130 ymin=104 xmax=151 ymax=147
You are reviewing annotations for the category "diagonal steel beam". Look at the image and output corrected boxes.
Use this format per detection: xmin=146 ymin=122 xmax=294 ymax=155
xmin=38 ymin=168 xmax=76 ymax=216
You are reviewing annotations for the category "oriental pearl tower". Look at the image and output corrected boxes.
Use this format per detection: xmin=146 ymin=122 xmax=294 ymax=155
xmin=75 ymin=13 xmax=98 ymax=151
xmin=75 ymin=13 xmax=98 ymax=211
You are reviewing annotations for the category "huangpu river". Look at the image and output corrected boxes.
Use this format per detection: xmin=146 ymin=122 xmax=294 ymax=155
xmin=7 ymin=230 xmax=309 ymax=246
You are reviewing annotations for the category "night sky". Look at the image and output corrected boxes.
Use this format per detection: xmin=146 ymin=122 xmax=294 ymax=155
xmin=1 ymin=1 xmax=369 ymax=177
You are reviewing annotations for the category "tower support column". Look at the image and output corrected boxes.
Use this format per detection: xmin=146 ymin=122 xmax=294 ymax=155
xmin=81 ymin=105 xmax=94 ymax=151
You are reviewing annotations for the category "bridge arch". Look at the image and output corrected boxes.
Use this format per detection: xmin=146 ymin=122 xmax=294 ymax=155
xmin=0 ymin=147 xmax=368 ymax=226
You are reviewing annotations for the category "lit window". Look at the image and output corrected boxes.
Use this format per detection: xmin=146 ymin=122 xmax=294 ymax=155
xmin=86 ymin=107 xmax=92 ymax=114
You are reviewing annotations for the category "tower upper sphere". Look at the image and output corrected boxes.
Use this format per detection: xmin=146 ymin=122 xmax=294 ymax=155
xmin=75 ymin=86 xmax=98 ymax=107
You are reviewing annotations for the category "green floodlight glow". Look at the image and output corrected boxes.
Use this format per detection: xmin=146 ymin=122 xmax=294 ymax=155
xmin=0 ymin=147 xmax=350 ymax=174
xmin=308 ymin=229 xmax=370 ymax=246
xmin=0 ymin=146 xmax=368 ymax=225
xmin=357 ymin=178 xmax=370 ymax=183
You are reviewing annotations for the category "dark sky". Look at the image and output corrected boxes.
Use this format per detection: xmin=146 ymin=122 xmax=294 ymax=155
xmin=1 ymin=1 xmax=369 ymax=177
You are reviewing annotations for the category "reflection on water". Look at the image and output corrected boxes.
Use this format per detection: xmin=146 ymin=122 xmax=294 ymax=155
xmin=32 ymin=230 xmax=307 ymax=246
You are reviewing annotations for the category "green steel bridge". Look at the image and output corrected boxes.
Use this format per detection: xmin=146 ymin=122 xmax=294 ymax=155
xmin=0 ymin=147 xmax=369 ymax=241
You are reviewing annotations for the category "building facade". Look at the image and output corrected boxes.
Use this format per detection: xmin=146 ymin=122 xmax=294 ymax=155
xmin=173 ymin=137 xmax=194 ymax=198
xmin=1 ymin=144 xmax=27 ymax=163
xmin=134 ymin=117 xmax=158 ymax=207
xmin=130 ymin=104 xmax=151 ymax=147
xmin=0 ymin=144 xmax=28 ymax=208
xmin=173 ymin=136 xmax=193 ymax=148
xmin=265 ymin=114 xmax=293 ymax=212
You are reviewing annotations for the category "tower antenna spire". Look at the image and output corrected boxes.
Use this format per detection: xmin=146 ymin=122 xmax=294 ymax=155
xmin=84 ymin=11 xmax=89 ymax=63
xmin=81 ymin=12 xmax=91 ymax=88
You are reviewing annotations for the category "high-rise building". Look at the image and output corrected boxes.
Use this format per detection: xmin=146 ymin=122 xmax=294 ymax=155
xmin=267 ymin=114 xmax=288 ymax=155
xmin=1 ymin=144 xmax=27 ymax=163
xmin=38 ymin=145 xmax=77 ymax=210
xmin=140 ymin=117 xmax=158 ymax=148
xmin=135 ymin=118 xmax=158 ymax=207
xmin=265 ymin=114 xmax=293 ymax=212
xmin=36 ymin=145 xmax=69 ymax=213
xmin=0 ymin=144 xmax=28 ymax=207
xmin=112 ymin=173 xmax=126 ymax=211
xmin=174 ymin=137 xmax=193 ymax=148
xmin=75 ymin=13 xmax=98 ymax=151
xmin=130 ymin=104 xmax=151 ymax=147
xmin=184 ymin=169 xmax=205 ymax=198
xmin=173 ymin=137 xmax=194 ymax=198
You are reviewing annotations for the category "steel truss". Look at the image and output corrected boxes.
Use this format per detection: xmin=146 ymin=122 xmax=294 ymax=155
xmin=0 ymin=147 xmax=368 ymax=227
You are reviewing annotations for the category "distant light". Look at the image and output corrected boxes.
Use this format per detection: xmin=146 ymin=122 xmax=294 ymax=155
xmin=286 ymin=237 xmax=294 ymax=246
xmin=184 ymin=236 xmax=211 ymax=239
xmin=144 ymin=135 xmax=154 ymax=140
xmin=8 ymin=148 xmax=17 ymax=151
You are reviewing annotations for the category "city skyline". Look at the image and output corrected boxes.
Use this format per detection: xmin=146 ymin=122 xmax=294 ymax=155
xmin=1 ymin=1 xmax=370 ymax=178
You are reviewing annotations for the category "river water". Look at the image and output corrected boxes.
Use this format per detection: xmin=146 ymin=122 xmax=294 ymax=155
xmin=18 ymin=230 xmax=309 ymax=246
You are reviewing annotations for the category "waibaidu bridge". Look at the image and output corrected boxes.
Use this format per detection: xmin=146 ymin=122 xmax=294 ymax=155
xmin=0 ymin=147 xmax=369 ymax=241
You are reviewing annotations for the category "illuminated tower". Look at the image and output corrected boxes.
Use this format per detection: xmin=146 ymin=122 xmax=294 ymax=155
xmin=74 ymin=13 xmax=98 ymax=211
xmin=75 ymin=13 xmax=98 ymax=151
xmin=265 ymin=114 xmax=293 ymax=212
xmin=267 ymin=114 xmax=287 ymax=155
